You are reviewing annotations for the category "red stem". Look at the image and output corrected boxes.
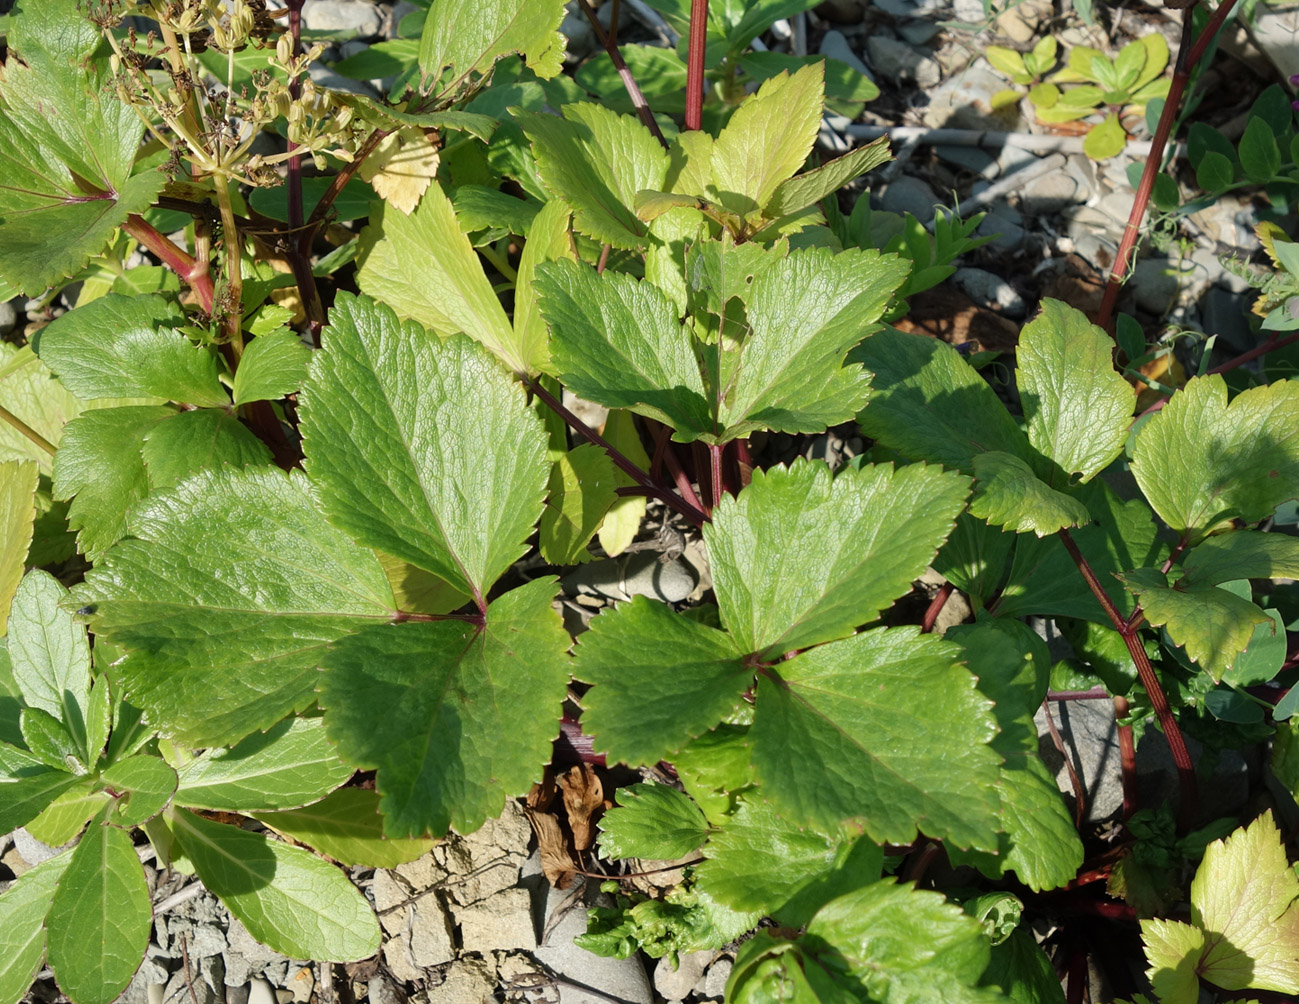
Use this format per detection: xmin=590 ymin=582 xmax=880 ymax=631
xmin=575 ymin=0 xmax=668 ymax=149
xmin=1114 ymin=695 xmax=1138 ymax=821
xmin=685 ymin=0 xmax=708 ymax=131
xmin=920 ymin=582 xmax=954 ymax=633
xmin=1041 ymin=699 xmax=1088 ymax=827
xmin=708 ymin=443 xmax=724 ymax=509
xmin=123 ymin=215 xmax=214 ymax=312
xmin=1057 ymin=529 xmax=1197 ymax=830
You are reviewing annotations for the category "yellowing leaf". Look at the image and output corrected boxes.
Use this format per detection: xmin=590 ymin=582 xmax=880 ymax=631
xmin=359 ymin=128 xmax=441 ymax=216
xmin=0 ymin=460 xmax=38 ymax=634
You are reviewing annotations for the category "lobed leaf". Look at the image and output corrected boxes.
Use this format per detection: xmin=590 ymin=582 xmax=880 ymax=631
xmin=7 ymin=571 xmax=91 ymax=753
xmin=539 ymin=444 xmax=618 ymax=565
xmin=232 ymin=329 xmax=313 ymax=406
xmin=1178 ymin=530 xmax=1299 ymax=587
xmin=969 ymin=451 xmax=1092 ymax=536
xmin=599 ymin=783 xmax=711 ymax=861
xmin=140 ymin=409 xmax=273 ymax=491
xmin=420 ymin=0 xmax=567 ymax=88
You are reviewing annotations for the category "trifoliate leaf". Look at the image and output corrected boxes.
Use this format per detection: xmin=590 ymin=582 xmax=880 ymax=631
xmin=46 ymin=814 xmax=151 ymax=1004
xmin=575 ymin=596 xmax=750 ymax=767
xmin=1178 ymin=531 xmax=1299 ymax=587
xmin=100 ymin=755 xmax=177 ymax=827
xmin=0 ymin=345 xmax=86 ymax=475
xmin=803 ymin=881 xmax=1011 ymax=1004
xmin=539 ymin=444 xmax=618 ymax=565
xmin=356 ymin=188 xmax=528 ymax=373
xmin=707 ymin=460 xmax=969 ymax=656
xmin=970 ymin=451 xmax=1093 ymax=536
xmin=300 ymin=293 xmax=548 ymax=600
xmin=854 ymin=328 xmax=1032 ymax=471
xmin=141 ymin=409 xmax=272 ymax=491
xmin=1131 ymin=375 xmax=1299 ymax=541
xmin=536 ymin=260 xmax=714 ymax=441
xmin=512 ymin=198 xmax=576 ymax=378
xmin=0 ymin=850 xmax=72 ymax=1004
xmin=420 ymin=0 xmax=566 ymax=87
xmin=766 ymin=138 xmax=892 ymax=218
xmin=0 ymin=461 xmax=38 ymax=634
xmin=174 ymin=717 xmax=350 ymax=813
xmin=1121 ymin=568 xmax=1270 ymax=681
xmin=253 ymin=788 xmax=436 ymax=868
xmin=7 ymin=571 xmax=91 ymax=751
xmin=77 ymin=467 xmax=395 ymax=748
xmin=716 ymin=246 xmax=909 ymax=440
xmin=752 ymin=626 xmax=1002 ymax=851
xmin=319 ymin=578 xmax=570 ymax=837
xmin=170 ymin=807 xmax=380 ymax=961
xmin=711 ymin=64 xmax=824 ymax=217
xmin=35 ymin=295 xmax=225 ymax=406
xmin=52 ymin=406 xmax=174 ymax=561
xmin=0 ymin=5 xmax=167 ymax=294
xmin=697 ymin=798 xmax=882 ymax=928
xmin=358 ymin=128 xmax=441 ymax=215
xmin=520 ymin=103 xmax=669 ymax=250
xmin=1142 ymin=811 xmax=1299 ymax=1001
xmin=598 ymin=783 xmax=711 ymax=861
xmin=232 ymin=329 xmax=312 ymax=405
xmin=1016 ymin=299 xmax=1134 ymax=480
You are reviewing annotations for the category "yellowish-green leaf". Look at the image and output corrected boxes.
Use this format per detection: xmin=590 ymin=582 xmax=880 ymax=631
xmin=254 ymin=787 xmax=435 ymax=868
xmin=512 ymin=198 xmax=576 ymax=377
xmin=540 ymin=444 xmax=619 ymax=565
xmin=0 ymin=460 xmax=37 ymax=635
xmin=358 ymin=128 xmax=441 ymax=216
xmin=969 ymin=451 xmax=1092 ymax=536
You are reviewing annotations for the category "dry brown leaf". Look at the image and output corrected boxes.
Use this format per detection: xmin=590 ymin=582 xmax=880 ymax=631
xmin=359 ymin=127 xmax=441 ymax=215
xmin=523 ymin=782 xmax=579 ymax=889
xmin=557 ymin=764 xmax=605 ymax=852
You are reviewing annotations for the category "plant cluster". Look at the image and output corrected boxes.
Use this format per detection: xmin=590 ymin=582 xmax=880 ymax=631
xmin=0 ymin=2 xmax=1297 ymax=1004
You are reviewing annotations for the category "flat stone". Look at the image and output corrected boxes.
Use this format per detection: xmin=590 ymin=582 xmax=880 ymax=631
xmin=301 ymin=0 xmax=383 ymax=38
xmin=394 ymin=852 xmax=450 ymax=892
xmin=454 ymin=888 xmax=537 ymax=953
xmin=286 ymin=968 xmax=314 ymax=1004
xmin=654 ymin=951 xmax=713 ymax=1002
xmin=879 ymin=175 xmax=938 ymax=224
xmin=13 ymin=828 xmax=65 ymax=867
xmin=564 ymin=554 xmax=698 ymax=604
xmin=307 ymin=62 xmax=378 ymax=96
xmin=819 ymin=29 xmax=873 ymax=81
xmin=978 ymin=207 xmax=1027 ymax=254
xmin=952 ymin=0 xmax=987 ymax=22
xmin=247 ymin=979 xmax=275 ymax=1004
xmin=373 ymin=869 xmax=413 ymax=934
xmin=461 ymin=800 xmax=531 ymax=868
xmin=162 ymin=966 xmax=219 ymax=1004
xmin=865 ymin=36 xmax=940 ymax=88
xmin=922 ymin=62 xmax=1014 ymax=130
xmin=701 ymin=957 xmax=733 ymax=999
xmin=370 ymin=975 xmax=407 ymax=1004
xmin=426 ymin=957 xmax=496 ymax=1004
xmin=1022 ymin=171 xmax=1079 ymax=214
xmin=1035 ymin=698 xmax=1123 ymax=823
xmin=409 ymin=894 xmax=457 ymax=968
xmin=1130 ymin=258 xmax=1184 ymax=316
xmin=222 ymin=918 xmax=287 ymax=987
xmin=533 ymin=881 xmax=652 ymax=1004
xmin=118 ymin=958 xmax=171 ymax=1004
xmin=953 ymin=267 xmax=1026 ymax=319
xmin=382 ymin=933 xmax=425 ymax=984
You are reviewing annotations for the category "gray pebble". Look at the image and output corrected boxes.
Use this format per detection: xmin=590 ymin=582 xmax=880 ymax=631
xmin=1130 ymin=258 xmax=1181 ymax=316
xmin=700 ymin=958 xmax=733 ymax=1000
xmin=0 ymin=298 xmax=18 ymax=334
xmin=978 ymin=207 xmax=1027 ymax=254
xmin=879 ymin=175 xmax=938 ymax=224
xmin=654 ymin=951 xmax=712 ymax=1002
xmin=1021 ymin=171 xmax=1078 ymax=214
xmin=301 ymin=0 xmax=383 ymax=38
xmin=819 ymin=29 xmax=873 ymax=81
xmin=953 ymin=267 xmax=1026 ymax=318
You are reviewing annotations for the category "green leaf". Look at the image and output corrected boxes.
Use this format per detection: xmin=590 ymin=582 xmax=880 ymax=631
xmin=536 ymin=260 xmax=714 ymax=440
xmin=752 ymin=626 xmax=1002 ymax=851
xmin=1195 ymin=150 xmax=1235 ymax=192
xmin=0 ymin=4 xmax=167 ymax=294
xmin=300 ymin=293 xmax=548 ymax=600
xmin=0 ymin=345 xmax=87 ymax=475
xmin=1016 ymin=299 xmax=1134 ymax=480
xmin=232 ymin=330 xmax=312 ymax=406
xmin=0 ymin=461 xmax=38 ymax=634
xmin=1083 ymin=113 xmax=1127 ymax=160
xmin=597 ymin=409 xmax=650 ymax=557
xmin=450 ymin=186 xmax=541 ymax=237
xmin=1142 ymin=810 xmax=1299 ymax=1000
xmin=539 ymin=444 xmax=618 ymax=565
xmin=76 ymin=467 xmax=395 ymax=748
xmin=511 ymin=198 xmax=576 ymax=378
xmin=356 ymin=187 xmax=529 ymax=373
xmin=52 ymin=406 xmax=174 ymax=561
xmin=140 ymin=409 xmax=273 ymax=490
xmin=25 ymin=777 xmax=109 ymax=846
xmin=598 ymin=783 xmax=711 ymax=861
xmin=46 ymin=816 xmax=151 ymax=1004
xmin=7 ymin=571 xmax=91 ymax=749
xmin=319 ymin=578 xmax=570 ymax=837
xmin=419 ymin=0 xmax=567 ymax=88
xmin=711 ymin=63 xmax=824 ymax=216
xmin=716 ymin=247 xmax=910 ymax=440
xmin=21 ymin=707 xmax=82 ymax=771
xmin=35 ymin=295 xmax=225 ymax=406
xmin=854 ymin=328 xmax=1032 ymax=471
xmin=697 ymin=798 xmax=882 ymax=928
xmin=0 ymin=754 xmax=81 ymax=833
xmin=175 ymin=717 xmax=350 ymax=812
xmin=765 ymin=139 xmax=892 ymax=218
xmin=933 ymin=513 xmax=1014 ymax=611
xmin=100 ymin=754 xmax=177 ymax=826
xmin=970 ymin=452 xmax=1093 ymax=536
xmin=0 ymin=850 xmax=73 ymax=1004
xmin=1121 ymin=568 xmax=1270 ymax=681
xmin=577 ymin=45 xmax=689 ymax=115
xmin=170 ymin=807 xmax=381 ymax=961
xmin=982 ymin=927 xmax=1067 ymax=1004
xmin=1179 ymin=531 xmax=1299 ymax=587
xmin=576 ymin=598 xmax=750 ymax=766
xmin=520 ymin=103 xmax=670 ymax=250
xmin=253 ymin=787 xmax=436 ymax=868
xmin=1131 ymin=375 xmax=1299 ymax=541
xmin=803 ymin=881 xmax=1009 ymax=1004
xmin=707 ymin=460 xmax=970 ymax=656
xmin=1224 ymin=608 xmax=1286 ymax=686
xmin=1239 ymin=116 xmax=1282 ymax=184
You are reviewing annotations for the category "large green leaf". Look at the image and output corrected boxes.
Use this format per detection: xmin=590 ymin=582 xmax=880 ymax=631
xmin=34 ymin=295 xmax=225 ymax=406
xmin=7 ymin=571 xmax=91 ymax=753
xmin=319 ymin=578 xmax=570 ymax=837
xmin=854 ymin=328 xmax=1032 ymax=471
xmin=933 ymin=513 xmax=1014 ymax=612
xmin=715 ymin=247 xmax=909 ymax=440
xmin=174 ymin=717 xmax=351 ymax=812
xmin=1016 ymin=299 xmax=1133 ymax=481
xmin=170 ymin=807 xmax=381 ymax=961
xmin=253 ymin=788 xmax=436 ymax=868
xmin=76 ymin=467 xmax=395 ymax=747
xmin=539 ymin=444 xmax=618 ymax=565
xmin=52 ymin=406 xmax=174 ymax=560
xmin=751 ymin=627 xmax=1002 ymax=850
xmin=575 ymin=597 xmax=750 ymax=766
xmin=355 ymin=187 xmax=529 ymax=373
xmin=1131 ymin=375 xmax=1299 ymax=541
xmin=0 ymin=1 xmax=168 ymax=294
xmin=969 ymin=451 xmax=1092 ymax=536
xmin=300 ymin=293 xmax=548 ymax=600
xmin=232 ymin=329 xmax=313 ymax=406
xmin=511 ymin=198 xmax=576 ymax=378
xmin=536 ymin=260 xmax=714 ymax=440
xmin=520 ymin=103 xmax=670 ymax=250
xmin=420 ymin=0 xmax=567 ymax=90
xmin=0 ymin=461 xmax=37 ymax=635
xmin=100 ymin=755 xmax=177 ymax=827
xmin=1179 ymin=530 xmax=1299 ymax=587
xmin=140 ymin=408 xmax=273 ymax=490
xmin=0 ymin=744 xmax=81 ymax=833
xmin=0 ymin=850 xmax=72 ymax=1004
xmin=0 ymin=345 xmax=87 ymax=475
xmin=766 ymin=139 xmax=892 ymax=218
xmin=598 ymin=783 xmax=712 ymax=861
xmin=707 ymin=460 xmax=969 ymax=656
xmin=45 ymin=816 xmax=151 ymax=1004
